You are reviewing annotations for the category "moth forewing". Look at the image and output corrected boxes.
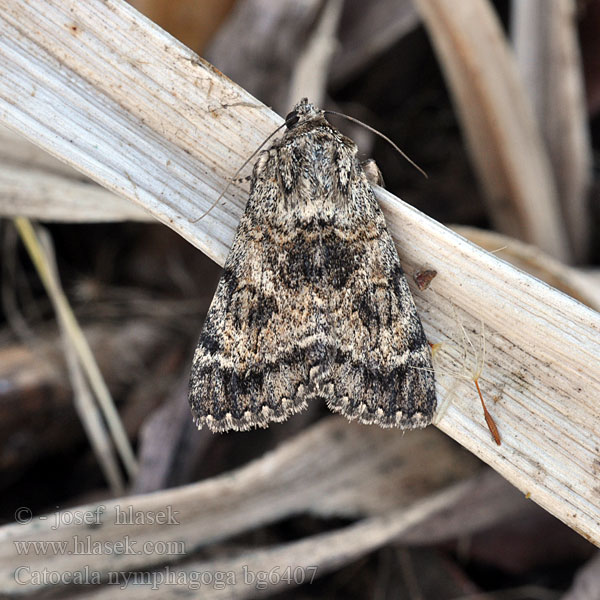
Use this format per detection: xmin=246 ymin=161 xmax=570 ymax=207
xmin=189 ymin=99 xmax=436 ymax=433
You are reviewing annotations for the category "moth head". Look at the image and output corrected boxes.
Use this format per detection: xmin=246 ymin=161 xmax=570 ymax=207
xmin=285 ymin=98 xmax=324 ymax=129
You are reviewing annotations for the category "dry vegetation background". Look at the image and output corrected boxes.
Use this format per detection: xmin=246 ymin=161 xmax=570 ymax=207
xmin=0 ymin=0 xmax=599 ymax=598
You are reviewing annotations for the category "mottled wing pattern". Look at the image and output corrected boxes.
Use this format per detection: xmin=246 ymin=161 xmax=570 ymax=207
xmin=189 ymin=150 xmax=333 ymax=432
xmin=322 ymin=164 xmax=436 ymax=427
xmin=189 ymin=99 xmax=436 ymax=432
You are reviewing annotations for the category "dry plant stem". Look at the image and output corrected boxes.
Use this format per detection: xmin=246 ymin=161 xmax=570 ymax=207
xmin=0 ymin=318 xmax=180 ymax=477
xmin=512 ymin=0 xmax=592 ymax=262
xmin=205 ymin=0 xmax=324 ymax=114
xmin=561 ymin=551 xmax=600 ymax=600
xmin=0 ymin=163 xmax=151 ymax=222
xmin=1 ymin=223 xmax=38 ymax=342
xmin=73 ymin=483 xmax=469 ymax=600
xmin=287 ymin=0 xmax=344 ymax=107
xmin=455 ymin=587 xmax=561 ymax=600
xmin=413 ymin=0 xmax=571 ymax=262
xmin=128 ymin=0 xmax=237 ymax=54
xmin=37 ymin=226 xmax=125 ymax=494
xmin=0 ymin=0 xmax=599 ymax=543
xmin=0 ymin=419 xmax=480 ymax=595
xmin=330 ymin=0 xmax=420 ymax=86
xmin=0 ymin=124 xmax=77 ymax=175
xmin=60 ymin=343 xmax=126 ymax=495
xmin=13 ymin=217 xmax=138 ymax=480
xmin=0 ymin=126 xmax=151 ymax=223
xmin=451 ymin=225 xmax=600 ymax=311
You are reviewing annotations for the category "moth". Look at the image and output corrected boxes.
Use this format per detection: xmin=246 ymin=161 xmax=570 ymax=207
xmin=189 ymin=98 xmax=436 ymax=432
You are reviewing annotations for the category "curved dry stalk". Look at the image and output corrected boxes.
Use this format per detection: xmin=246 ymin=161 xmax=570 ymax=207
xmin=413 ymin=0 xmax=571 ymax=262
xmin=0 ymin=419 xmax=482 ymax=596
xmin=14 ymin=218 xmax=137 ymax=481
xmin=512 ymin=0 xmax=592 ymax=262
xmin=0 ymin=162 xmax=150 ymax=222
xmin=74 ymin=482 xmax=471 ymax=600
xmin=0 ymin=0 xmax=598 ymax=546
xmin=452 ymin=225 xmax=600 ymax=311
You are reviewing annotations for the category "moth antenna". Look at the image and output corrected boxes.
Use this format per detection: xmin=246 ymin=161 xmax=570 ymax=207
xmin=324 ymin=110 xmax=428 ymax=179
xmin=191 ymin=121 xmax=288 ymax=223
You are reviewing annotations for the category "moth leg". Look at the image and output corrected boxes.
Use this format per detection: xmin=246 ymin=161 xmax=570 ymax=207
xmin=361 ymin=158 xmax=385 ymax=188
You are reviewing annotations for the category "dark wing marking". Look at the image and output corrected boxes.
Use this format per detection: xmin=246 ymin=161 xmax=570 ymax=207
xmin=323 ymin=171 xmax=436 ymax=428
xmin=189 ymin=152 xmax=333 ymax=432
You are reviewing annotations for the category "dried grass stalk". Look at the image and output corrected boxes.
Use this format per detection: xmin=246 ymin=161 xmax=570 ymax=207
xmin=0 ymin=0 xmax=598 ymax=546
xmin=512 ymin=0 xmax=592 ymax=262
xmin=413 ymin=0 xmax=572 ymax=262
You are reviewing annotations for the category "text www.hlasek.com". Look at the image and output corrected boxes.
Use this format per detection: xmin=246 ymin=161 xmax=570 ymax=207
xmin=14 ymin=565 xmax=319 ymax=591
xmin=13 ymin=535 xmax=185 ymax=557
